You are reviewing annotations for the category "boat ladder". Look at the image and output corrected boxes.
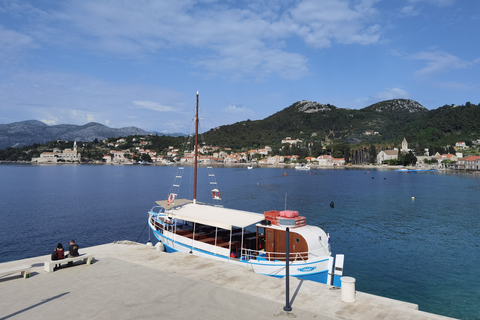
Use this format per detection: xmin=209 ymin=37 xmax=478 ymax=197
xmin=207 ymin=166 xmax=223 ymax=207
xmin=167 ymin=167 xmax=184 ymax=204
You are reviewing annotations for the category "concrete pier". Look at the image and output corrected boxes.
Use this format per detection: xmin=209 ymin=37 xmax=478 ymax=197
xmin=0 ymin=241 xmax=455 ymax=320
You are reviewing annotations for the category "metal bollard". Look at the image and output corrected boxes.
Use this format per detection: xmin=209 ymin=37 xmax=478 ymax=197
xmin=341 ymin=276 xmax=356 ymax=303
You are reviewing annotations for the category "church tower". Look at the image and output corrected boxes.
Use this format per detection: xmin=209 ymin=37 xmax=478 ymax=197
xmin=73 ymin=141 xmax=77 ymax=152
xmin=401 ymin=137 xmax=408 ymax=153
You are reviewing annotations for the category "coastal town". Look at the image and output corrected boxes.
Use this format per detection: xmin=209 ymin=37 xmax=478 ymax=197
xmin=28 ymin=135 xmax=480 ymax=171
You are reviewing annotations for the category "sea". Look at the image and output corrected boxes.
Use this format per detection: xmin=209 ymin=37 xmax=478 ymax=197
xmin=1 ymin=164 xmax=479 ymax=319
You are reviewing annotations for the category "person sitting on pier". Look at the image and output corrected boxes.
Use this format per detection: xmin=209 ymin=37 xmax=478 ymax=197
xmin=66 ymin=240 xmax=79 ymax=258
xmin=51 ymin=243 xmax=65 ymax=270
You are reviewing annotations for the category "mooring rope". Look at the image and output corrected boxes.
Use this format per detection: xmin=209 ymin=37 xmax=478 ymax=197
xmin=136 ymin=221 xmax=149 ymax=242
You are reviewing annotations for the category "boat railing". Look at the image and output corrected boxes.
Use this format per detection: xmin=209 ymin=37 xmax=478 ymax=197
xmin=314 ymin=240 xmax=331 ymax=256
xmin=241 ymin=248 xmax=328 ymax=262
xmin=149 ymin=206 xmax=165 ymax=214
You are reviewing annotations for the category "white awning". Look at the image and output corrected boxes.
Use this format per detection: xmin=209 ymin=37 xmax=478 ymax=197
xmin=162 ymin=202 xmax=264 ymax=230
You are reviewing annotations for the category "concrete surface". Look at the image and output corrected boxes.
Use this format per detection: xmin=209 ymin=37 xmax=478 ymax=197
xmin=0 ymin=241 xmax=456 ymax=320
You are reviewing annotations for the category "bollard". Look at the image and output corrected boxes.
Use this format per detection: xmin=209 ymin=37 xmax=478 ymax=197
xmin=341 ymin=277 xmax=356 ymax=303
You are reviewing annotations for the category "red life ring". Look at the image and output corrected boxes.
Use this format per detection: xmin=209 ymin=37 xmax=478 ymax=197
xmin=167 ymin=193 xmax=175 ymax=204
xmin=212 ymin=189 xmax=221 ymax=200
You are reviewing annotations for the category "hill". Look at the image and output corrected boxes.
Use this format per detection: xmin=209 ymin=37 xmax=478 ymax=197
xmin=0 ymin=121 xmax=151 ymax=149
xmin=203 ymin=99 xmax=433 ymax=148
xmin=2 ymin=99 xmax=479 ymax=152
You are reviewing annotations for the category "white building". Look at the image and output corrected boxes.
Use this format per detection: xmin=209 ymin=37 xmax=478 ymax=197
xmin=32 ymin=141 xmax=81 ymax=163
xmin=377 ymin=150 xmax=399 ymax=164
xmin=317 ymin=155 xmax=332 ymax=166
xmin=281 ymin=137 xmax=302 ymax=145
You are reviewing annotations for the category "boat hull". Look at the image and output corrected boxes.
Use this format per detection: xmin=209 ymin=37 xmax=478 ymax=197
xmin=151 ymin=227 xmax=334 ymax=282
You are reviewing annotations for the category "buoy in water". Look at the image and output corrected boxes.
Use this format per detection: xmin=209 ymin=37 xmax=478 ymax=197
xmin=284 ymin=171 xmax=287 ymax=176
xmin=411 ymin=196 xmax=415 ymax=200
xmin=330 ymin=201 xmax=335 ymax=208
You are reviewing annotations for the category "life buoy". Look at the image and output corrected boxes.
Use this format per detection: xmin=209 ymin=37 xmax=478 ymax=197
xmin=212 ymin=189 xmax=221 ymax=200
xmin=167 ymin=193 xmax=175 ymax=204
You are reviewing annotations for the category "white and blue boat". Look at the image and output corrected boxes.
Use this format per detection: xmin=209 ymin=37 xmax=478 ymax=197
xmin=148 ymin=92 xmax=344 ymax=286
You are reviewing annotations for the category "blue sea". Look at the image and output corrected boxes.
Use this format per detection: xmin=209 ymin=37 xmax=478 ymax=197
xmin=1 ymin=164 xmax=479 ymax=319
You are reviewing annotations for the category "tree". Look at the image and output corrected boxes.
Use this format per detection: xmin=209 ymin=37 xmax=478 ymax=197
xmin=332 ymin=150 xmax=343 ymax=158
xmin=344 ymin=146 xmax=351 ymax=163
xmin=140 ymin=153 xmax=152 ymax=162
xmin=403 ymin=151 xmax=417 ymax=166
xmin=369 ymin=144 xmax=377 ymax=164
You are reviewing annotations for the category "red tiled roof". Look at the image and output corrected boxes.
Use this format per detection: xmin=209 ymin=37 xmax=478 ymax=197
xmin=460 ymin=156 xmax=480 ymax=161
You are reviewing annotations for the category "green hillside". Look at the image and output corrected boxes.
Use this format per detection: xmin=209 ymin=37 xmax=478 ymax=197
xmin=204 ymin=99 xmax=434 ymax=148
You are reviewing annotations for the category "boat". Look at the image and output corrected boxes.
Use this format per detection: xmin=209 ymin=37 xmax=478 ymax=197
xmin=247 ymin=165 xmax=253 ymax=169
xmin=295 ymin=164 xmax=311 ymax=171
xmin=147 ymin=92 xmax=344 ymax=286
xmin=395 ymin=168 xmax=438 ymax=173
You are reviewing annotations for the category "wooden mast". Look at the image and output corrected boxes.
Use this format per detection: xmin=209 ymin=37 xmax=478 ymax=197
xmin=193 ymin=91 xmax=199 ymax=204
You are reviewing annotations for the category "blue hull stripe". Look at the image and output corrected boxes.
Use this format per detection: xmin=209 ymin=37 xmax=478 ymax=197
xmin=152 ymin=229 xmax=332 ymax=283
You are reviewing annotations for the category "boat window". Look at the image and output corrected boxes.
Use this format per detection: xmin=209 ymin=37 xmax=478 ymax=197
xmin=257 ymin=227 xmax=265 ymax=236
xmin=296 ymin=238 xmax=300 ymax=243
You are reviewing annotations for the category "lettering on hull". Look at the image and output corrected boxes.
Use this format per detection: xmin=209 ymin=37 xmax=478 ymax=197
xmin=298 ymin=266 xmax=316 ymax=272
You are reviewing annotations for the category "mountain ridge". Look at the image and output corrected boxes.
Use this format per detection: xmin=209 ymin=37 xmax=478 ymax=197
xmin=0 ymin=121 xmax=152 ymax=149
xmin=2 ymin=99 xmax=479 ymax=150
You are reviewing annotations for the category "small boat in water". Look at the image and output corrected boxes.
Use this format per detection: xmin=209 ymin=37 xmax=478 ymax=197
xmin=295 ymin=165 xmax=311 ymax=171
xmin=395 ymin=168 xmax=438 ymax=173
xmin=147 ymin=92 xmax=344 ymax=286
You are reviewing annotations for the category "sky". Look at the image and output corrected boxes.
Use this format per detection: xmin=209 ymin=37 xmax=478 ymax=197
xmin=1 ymin=0 xmax=479 ymax=134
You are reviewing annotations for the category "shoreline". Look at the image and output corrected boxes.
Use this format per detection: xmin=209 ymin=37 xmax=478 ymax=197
xmin=0 ymin=160 xmax=474 ymax=173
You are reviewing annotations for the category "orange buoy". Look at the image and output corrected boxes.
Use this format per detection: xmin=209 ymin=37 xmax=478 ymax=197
xmin=212 ymin=188 xmax=221 ymax=200
xmin=167 ymin=193 xmax=175 ymax=204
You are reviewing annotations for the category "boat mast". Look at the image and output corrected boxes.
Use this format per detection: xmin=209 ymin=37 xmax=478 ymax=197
xmin=193 ymin=91 xmax=199 ymax=204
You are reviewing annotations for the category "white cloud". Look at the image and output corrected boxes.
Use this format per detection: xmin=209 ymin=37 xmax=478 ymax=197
xmin=0 ymin=71 xmax=186 ymax=131
xmin=132 ymin=101 xmax=175 ymax=112
xmin=223 ymin=104 xmax=255 ymax=116
xmin=400 ymin=5 xmax=418 ymax=15
xmin=357 ymin=87 xmax=410 ymax=107
xmin=411 ymin=50 xmax=476 ymax=77
xmin=1 ymin=0 xmax=384 ymax=80
xmin=0 ymin=25 xmax=35 ymax=65
xmin=40 ymin=118 xmax=58 ymax=125
xmin=287 ymin=0 xmax=381 ymax=48
xmin=408 ymin=0 xmax=455 ymax=6
xmin=371 ymin=88 xmax=410 ymax=100
xmin=401 ymin=0 xmax=455 ymax=16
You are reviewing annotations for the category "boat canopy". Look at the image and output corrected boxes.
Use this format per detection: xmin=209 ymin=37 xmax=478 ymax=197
xmin=157 ymin=201 xmax=264 ymax=230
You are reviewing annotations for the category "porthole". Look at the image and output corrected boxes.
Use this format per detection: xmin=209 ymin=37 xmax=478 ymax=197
xmin=296 ymin=238 xmax=300 ymax=243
